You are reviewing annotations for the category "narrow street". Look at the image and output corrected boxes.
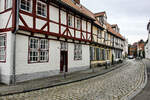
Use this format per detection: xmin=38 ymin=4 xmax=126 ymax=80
xmin=0 ymin=60 xmax=145 ymax=100
xmin=132 ymin=59 xmax=150 ymax=100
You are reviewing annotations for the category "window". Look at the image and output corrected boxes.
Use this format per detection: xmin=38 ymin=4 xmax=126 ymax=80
xmin=74 ymin=44 xmax=82 ymax=60
xmin=0 ymin=35 xmax=6 ymax=62
xmin=60 ymin=42 xmax=68 ymax=51
xmin=90 ymin=47 xmax=95 ymax=61
xmin=29 ymin=38 xmax=48 ymax=63
xmin=20 ymin=0 xmax=31 ymax=12
xmin=37 ymin=1 xmax=47 ymax=17
xmin=68 ymin=15 xmax=73 ymax=27
xmin=104 ymin=32 xmax=108 ymax=41
xmin=96 ymin=48 xmax=100 ymax=60
xmin=101 ymin=49 xmax=105 ymax=60
xmin=76 ymin=18 xmax=81 ymax=29
xmin=6 ymin=0 xmax=12 ymax=9
xmin=106 ymin=50 xmax=110 ymax=60
xmin=97 ymin=29 xmax=101 ymax=39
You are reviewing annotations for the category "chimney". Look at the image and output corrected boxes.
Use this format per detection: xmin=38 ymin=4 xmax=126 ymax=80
xmin=74 ymin=0 xmax=80 ymax=4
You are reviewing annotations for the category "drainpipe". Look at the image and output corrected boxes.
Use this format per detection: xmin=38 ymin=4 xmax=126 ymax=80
xmin=12 ymin=0 xmax=20 ymax=85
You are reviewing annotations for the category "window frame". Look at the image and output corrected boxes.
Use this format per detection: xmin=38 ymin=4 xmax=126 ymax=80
xmin=74 ymin=44 xmax=82 ymax=60
xmin=0 ymin=34 xmax=6 ymax=63
xmin=68 ymin=14 xmax=73 ymax=27
xmin=5 ymin=0 xmax=12 ymax=10
xmin=76 ymin=18 xmax=81 ymax=30
xmin=28 ymin=37 xmax=49 ymax=63
xmin=36 ymin=0 xmax=47 ymax=17
xmin=20 ymin=0 xmax=32 ymax=13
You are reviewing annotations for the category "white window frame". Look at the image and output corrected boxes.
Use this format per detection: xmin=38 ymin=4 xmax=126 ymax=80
xmin=97 ymin=29 xmax=101 ymax=39
xmin=0 ymin=34 xmax=6 ymax=62
xmin=29 ymin=37 xmax=49 ymax=63
xmin=20 ymin=0 xmax=32 ymax=12
xmin=68 ymin=14 xmax=73 ymax=27
xmin=6 ymin=0 xmax=12 ymax=9
xmin=76 ymin=18 xmax=81 ymax=30
xmin=74 ymin=44 xmax=82 ymax=60
xmin=37 ymin=0 xmax=47 ymax=17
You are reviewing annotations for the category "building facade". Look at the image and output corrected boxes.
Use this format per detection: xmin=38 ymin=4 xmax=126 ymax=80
xmin=145 ymin=20 xmax=150 ymax=59
xmin=0 ymin=0 xmax=125 ymax=85
xmin=0 ymin=0 xmax=95 ymax=84
xmin=90 ymin=12 xmax=125 ymax=67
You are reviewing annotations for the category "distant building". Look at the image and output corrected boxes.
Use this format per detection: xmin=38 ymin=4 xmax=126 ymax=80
xmin=128 ymin=44 xmax=137 ymax=57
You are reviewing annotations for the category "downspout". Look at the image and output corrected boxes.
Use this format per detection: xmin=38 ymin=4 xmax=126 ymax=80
xmin=12 ymin=0 xmax=20 ymax=85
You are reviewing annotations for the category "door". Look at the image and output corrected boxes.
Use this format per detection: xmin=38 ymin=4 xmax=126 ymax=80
xmin=60 ymin=51 xmax=68 ymax=72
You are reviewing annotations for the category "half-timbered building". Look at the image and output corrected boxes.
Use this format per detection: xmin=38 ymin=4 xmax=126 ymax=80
xmin=0 ymin=0 xmax=94 ymax=84
xmin=90 ymin=12 xmax=125 ymax=67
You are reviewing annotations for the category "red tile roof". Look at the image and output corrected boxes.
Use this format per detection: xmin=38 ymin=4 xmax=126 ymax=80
xmin=59 ymin=0 xmax=125 ymax=40
xmin=106 ymin=23 xmax=125 ymax=40
xmin=61 ymin=0 xmax=96 ymax=20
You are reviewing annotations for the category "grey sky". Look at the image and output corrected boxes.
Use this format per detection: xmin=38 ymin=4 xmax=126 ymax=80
xmin=81 ymin=0 xmax=150 ymax=44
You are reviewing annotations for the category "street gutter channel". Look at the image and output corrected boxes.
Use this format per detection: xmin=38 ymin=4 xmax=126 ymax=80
xmin=0 ymin=61 xmax=129 ymax=97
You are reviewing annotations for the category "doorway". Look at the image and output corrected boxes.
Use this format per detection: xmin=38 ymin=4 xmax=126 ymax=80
xmin=60 ymin=51 xmax=68 ymax=72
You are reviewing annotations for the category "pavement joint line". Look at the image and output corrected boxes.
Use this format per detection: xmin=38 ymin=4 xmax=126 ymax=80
xmin=120 ymin=60 xmax=147 ymax=100
xmin=0 ymin=61 xmax=129 ymax=97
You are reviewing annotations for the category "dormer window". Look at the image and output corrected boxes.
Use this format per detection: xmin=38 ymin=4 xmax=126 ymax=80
xmin=37 ymin=1 xmax=47 ymax=17
xmin=20 ymin=0 xmax=32 ymax=12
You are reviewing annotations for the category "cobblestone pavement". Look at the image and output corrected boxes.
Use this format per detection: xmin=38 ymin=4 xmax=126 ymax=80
xmin=132 ymin=59 xmax=150 ymax=100
xmin=0 ymin=60 xmax=145 ymax=100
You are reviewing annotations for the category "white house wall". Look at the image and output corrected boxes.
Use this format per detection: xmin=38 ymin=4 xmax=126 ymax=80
xmin=0 ymin=31 xmax=14 ymax=84
xmin=50 ymin=5 xmax=59 ymax=23
xmin=68 ymin=43 xmax=90 ymax=71
xmin=15 ymin=34 xmax=90 ymax=82
xmin=0 ymin=10 xmax=12 ymax=29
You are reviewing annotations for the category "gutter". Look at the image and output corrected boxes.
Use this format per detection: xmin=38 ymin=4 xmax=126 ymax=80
xmin=12 ymin=0 xmax=20 ymax=85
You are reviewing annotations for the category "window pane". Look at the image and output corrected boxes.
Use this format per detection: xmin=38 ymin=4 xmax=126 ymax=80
xmin=0 ymin=35 xmax=6 ymax=61
xmin=37 ymin=1 xmax=47 ymax=17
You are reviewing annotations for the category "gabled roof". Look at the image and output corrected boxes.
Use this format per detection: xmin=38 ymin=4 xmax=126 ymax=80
xmin=94 ymin=12 xmax=106 ymax=17
xmin=60 ymin=0 xmax=96 ymax=20
xmin=111 ymin=24 xmax=118 ymax=28
xmin=106 ymin=23 xmax=125 ymax=40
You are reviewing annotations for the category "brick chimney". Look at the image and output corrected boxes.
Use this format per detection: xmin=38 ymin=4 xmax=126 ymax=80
xmin=74 ymin=0 xmax=80 ymax=4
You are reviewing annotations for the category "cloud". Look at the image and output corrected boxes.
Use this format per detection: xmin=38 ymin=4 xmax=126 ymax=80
xmin=81 ymin=0 xmax=150 ymax=44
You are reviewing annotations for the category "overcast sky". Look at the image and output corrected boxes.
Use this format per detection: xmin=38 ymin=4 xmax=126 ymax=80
xmin=81 ymin=0 xmax=150 ymax=44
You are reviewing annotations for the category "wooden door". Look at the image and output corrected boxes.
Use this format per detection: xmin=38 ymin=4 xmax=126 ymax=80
xmin=60 ymin=51 xmax=68 ymax=72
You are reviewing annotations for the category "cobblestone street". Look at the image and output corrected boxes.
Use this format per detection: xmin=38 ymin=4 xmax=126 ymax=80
xmin=0 ymin=60 xmax=146 ymax=100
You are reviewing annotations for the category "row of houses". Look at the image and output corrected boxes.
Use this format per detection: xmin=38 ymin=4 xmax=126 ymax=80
xmin=0 ymin=0 xmax=125 ymax=85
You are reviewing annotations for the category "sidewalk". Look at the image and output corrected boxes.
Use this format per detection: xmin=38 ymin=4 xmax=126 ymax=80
xmin=0 ymin=61 xmax=127 ymax=96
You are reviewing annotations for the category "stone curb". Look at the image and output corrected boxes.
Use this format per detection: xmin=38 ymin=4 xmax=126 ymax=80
xmin=120 ymin=60 xmax=147 ymax=100
xmin=0 ymin=62 xmax=128 ymax=97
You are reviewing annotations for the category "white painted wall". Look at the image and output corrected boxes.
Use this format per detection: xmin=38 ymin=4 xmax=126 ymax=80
xmin=0 ymin=10 xmax=12 ymax=29
xmin=15 ymin=34 xmax=60 ymax=75
xmin=50 ymin=5 xmax=59 ymax=23
xmin=15 ymin=34 xmax=90 ymax=75
xmin=68 ymin=43 xmax=90 ymax=69
xmin=19 ymin=13 xmax=33 ymax=28
xmin=0 ymin=0 xmax=5 ymax=12
xmin=0 ymin=31 xmax=14 ymax=76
